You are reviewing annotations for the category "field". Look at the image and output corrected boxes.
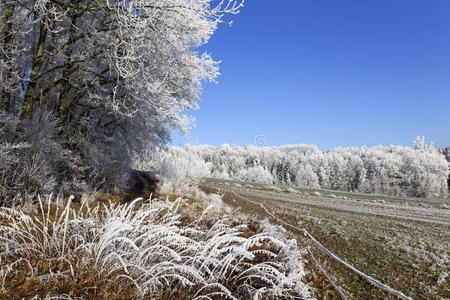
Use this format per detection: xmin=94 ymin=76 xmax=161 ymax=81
xmin=200 ymin=178 xmax=450 ymax=299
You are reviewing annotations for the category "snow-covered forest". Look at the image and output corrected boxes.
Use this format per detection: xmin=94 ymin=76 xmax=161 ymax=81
xmin=148 ymin=138 xmax=450 ymax=198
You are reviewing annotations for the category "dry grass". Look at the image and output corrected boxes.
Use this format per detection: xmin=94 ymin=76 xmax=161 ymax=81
xmin=0 ymin=192 xmax=311 ymax=299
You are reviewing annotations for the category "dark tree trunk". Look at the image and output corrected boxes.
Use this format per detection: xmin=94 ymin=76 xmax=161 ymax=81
xmin=20 ymin=16 xmax=49 ymax=120
xmin=1 ymin=1 xmax=15 ymax=112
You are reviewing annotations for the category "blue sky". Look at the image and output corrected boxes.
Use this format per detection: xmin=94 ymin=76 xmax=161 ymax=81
xmin=172 ymin=0 xmax=450 ymax=150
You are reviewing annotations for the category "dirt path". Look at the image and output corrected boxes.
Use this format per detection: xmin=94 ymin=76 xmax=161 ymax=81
xmin=200 ymin=182 xmax=450 ymax=299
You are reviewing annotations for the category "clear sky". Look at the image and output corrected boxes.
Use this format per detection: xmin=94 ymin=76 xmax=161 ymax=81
xmin=172 ymin=0 xmax=450 ymax=150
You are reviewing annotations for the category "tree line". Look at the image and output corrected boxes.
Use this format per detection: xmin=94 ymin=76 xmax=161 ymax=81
xmin=149 ymin=139 xmax=449 ymax=198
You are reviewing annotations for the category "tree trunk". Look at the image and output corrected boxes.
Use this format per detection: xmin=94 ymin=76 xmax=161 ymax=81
xmin=58 ymin=18 xmax=78 ymax=123
xmin=20 ymin=16 xmax=49 ymax=120
xmin=1 ymin=0 xmax=14 ymax=112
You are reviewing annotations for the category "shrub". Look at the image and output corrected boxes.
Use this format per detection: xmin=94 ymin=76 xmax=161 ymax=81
xmin=0 ymin=112 xmax=85 ymax=205
xmin=0 ymin=196 xmax=310 ymax=299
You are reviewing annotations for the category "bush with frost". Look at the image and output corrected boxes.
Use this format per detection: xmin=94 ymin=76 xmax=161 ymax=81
xmin=236 ymin=165 xmax=274 ymax=185
xmin=0 ymin=112 xmax=85 ymax=205
xmin=0 ymin=196 xmax=310 ymax=299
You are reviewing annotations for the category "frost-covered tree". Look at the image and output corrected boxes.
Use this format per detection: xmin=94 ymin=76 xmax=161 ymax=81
xmin=414 ymin=136 xmax=427 ymax=151
xmin=440 ymin=147 xmax=450 ymax=192
xmin=236 ymin=165 xmax=274 ymax=184
xmin=0 ymin=0 xmax=243 ymax=197
xmin=441 ymin=147 xmax=450 ymax=162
